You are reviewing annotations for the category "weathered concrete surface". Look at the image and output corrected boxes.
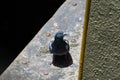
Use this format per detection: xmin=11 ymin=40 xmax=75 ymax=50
xmin=1 ymin=0 xmax=86 ymax=80
xmin=82 ymin=0 xmax=120 ymax=80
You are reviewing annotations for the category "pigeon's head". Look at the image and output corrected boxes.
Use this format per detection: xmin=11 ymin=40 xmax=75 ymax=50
xmin=55 ymin=31 xmax=67 ymax=41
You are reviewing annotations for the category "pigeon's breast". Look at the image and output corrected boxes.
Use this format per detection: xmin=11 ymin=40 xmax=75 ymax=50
xmin=52 ymin=42 xmax=68 ymax=55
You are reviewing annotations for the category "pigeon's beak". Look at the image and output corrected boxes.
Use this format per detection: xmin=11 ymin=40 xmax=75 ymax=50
xmin=63 ymin=33 xmax=68 ymax=36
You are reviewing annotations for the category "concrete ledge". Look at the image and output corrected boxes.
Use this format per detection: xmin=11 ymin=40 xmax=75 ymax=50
xmin=1 ymin=0 xmax=86 ymax=80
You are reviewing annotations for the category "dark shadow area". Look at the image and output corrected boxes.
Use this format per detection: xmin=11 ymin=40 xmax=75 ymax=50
xmin=0 ymin=0 xmax=65 ymax=75
xmin=52 ymin=53 xmax=73 ymax=68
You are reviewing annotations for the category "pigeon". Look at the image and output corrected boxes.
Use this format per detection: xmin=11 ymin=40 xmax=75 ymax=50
xmin=49 ymin=31 xmax=73 ymax=67
xmin=49 ymin=31 xmax=69 ymax=55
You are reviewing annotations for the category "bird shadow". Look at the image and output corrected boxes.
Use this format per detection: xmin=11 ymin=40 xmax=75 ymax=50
xmin=52 ymin=52 xmax=73 ymax=68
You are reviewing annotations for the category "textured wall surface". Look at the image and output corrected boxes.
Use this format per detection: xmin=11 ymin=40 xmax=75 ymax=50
xmin=0 ymin=0 xmax=86 ymax=80
xmin=82 ymin=0 xmax=120 ymax=80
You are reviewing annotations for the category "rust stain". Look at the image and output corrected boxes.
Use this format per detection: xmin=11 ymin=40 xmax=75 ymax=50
xmin=45 ymin=32 xmax=51 ymax=37
xmin=21 ymin=61 xmax=28 ymax=65
xmin=71 ymin=39 xmax=76 ymax=43
xmin=72 ymin=2 xmax=77 ymax=6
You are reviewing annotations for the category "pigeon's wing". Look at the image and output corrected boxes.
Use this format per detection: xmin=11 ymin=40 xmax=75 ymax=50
xmin=49 ymin=41 xmax=53 ymax=53
xmin=65 ymin=40 xmax=70 ymax=51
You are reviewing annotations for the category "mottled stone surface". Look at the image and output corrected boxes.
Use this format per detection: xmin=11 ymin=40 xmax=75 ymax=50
xmin=82 ymin=0 xmax=120 ymax=80
xmin=1 ymin=0 xmax=86 ymax=80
